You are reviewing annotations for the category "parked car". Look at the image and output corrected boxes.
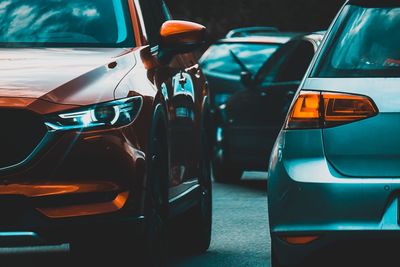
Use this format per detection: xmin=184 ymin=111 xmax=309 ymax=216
xmin=200 ymin=31 xmax=324 ymax=183
xmin=0 ymin=0 xmax=212 ymax=265
xmin=268 ymin=0 xmax=400 ymax=266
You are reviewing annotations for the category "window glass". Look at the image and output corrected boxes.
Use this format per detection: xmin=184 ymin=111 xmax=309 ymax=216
xmin=313 ymin=4 xmax=400 ymax=77
xmin=0 ymin=0 xmax=134 ymax=47
xmin=272 ymin=41 xmax=315 ymax=83
xmin=201 ymin=43 xmax=280 ymax=76
xmin=139 ymin=0 xmax=166 ymax=46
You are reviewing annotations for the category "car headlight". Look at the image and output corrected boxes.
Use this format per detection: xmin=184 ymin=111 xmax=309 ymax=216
xmin=45 ymin=96 xmax=143 ymax=131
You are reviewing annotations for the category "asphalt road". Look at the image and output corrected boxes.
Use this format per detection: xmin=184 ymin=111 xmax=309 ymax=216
xmin=0 ymin=172 xmax=270 ymax=267
xmin=171 ymin=172 xmax=270 ymax=267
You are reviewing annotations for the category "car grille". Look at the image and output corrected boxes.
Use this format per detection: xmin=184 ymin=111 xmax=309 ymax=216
xmin=0 ymin=110 xmax=47 ymax=169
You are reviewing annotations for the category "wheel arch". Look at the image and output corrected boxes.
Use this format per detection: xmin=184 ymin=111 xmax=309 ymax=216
xmin=139 ymin=99 xmax=170 ymax=215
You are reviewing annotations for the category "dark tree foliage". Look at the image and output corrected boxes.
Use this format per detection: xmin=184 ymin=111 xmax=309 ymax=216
xmin=165 ymin=0 xmax=346 ymax=40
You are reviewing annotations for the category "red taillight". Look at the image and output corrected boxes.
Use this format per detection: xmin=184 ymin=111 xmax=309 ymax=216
xmin=281 ymin=235 xmax=319 ymax=245
xmin=287 ymin=92 xmax=321 ymax=129
xmin=286 ymin=91 xmax=378 ymax=129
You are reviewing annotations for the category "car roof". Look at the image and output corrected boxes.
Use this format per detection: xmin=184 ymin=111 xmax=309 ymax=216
xmin=347 ymin=0 xmax=400 ymax=6
xmin=304 ymin=31 xmax=326 ymax=44
xmin=218 ymin=32 xmax=301 ymax=45
xmin=216 ymin=31 xmax=325 ymax=46
xmin=226 ymin=27 xmax=279 ymax=38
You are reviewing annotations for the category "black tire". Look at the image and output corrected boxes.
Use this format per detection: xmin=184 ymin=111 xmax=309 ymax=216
xmin=176 ymin=176 xmax=212 ymax=255
xmin=212 ymin=159 xmax=243 ymax=183
xmin=172 ymin=109 xmax=212 ymax=255
xmin=183 ymin=138 xmax=212 ymax=254
xmin=140 ymin=126 xmax=170 ymax=267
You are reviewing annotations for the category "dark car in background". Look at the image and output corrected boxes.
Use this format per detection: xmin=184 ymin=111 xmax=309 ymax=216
xmin=200 ymin=30 xmax=324 ymax=183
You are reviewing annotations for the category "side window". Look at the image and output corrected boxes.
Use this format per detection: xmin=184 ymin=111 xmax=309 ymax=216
xmin=200 ymin=43 xmax=280 ymax=76
xmin=139 ymin=0 xmax=167 ymax=47
xmin=274 ymin=41 xmax=315 ymax=83
xmin=260 ymin=40 xmax=315 ymax=84
xmin=258 ymin=41 xmax=298 ymax=85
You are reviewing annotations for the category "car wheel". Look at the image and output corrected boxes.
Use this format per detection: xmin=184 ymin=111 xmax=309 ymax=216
xmin=195 ymin=145 xmax=213 ymax=253
xmin=171 ymin=108 xmax=212 ymax=255
xmin=212 ymin=159 xmax=243 ymax=183
xmin=141 ymin=130 xmax=169 ymax=267
xmin=178 ymin=126 xmax=213 ymax=255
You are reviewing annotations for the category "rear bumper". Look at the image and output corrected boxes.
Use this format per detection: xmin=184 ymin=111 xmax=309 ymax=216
xmin=270 ymin=169 xmax=400 ymax=265
xmin=268 ymin=131 xmax=400 ymax=265
xmin=272 ymin=229 xmax=400 ymax=266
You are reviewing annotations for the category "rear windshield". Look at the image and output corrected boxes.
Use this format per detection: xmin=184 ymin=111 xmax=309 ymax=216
xmin=0 ymin=0 xmax=134 ymax=47
xmin=200 ymin=43 xmax=280 ymax=76
xmin=313 ymin=4 xmax=400 ymax=78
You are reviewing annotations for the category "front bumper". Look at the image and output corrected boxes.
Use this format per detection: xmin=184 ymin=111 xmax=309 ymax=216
xmin=0 ymin=122 xmax=148 ymax=247
xmin=0 ymin=126 xmax=147 ymax=216
xmin=0 ymin=208 xmax=145 ymax=247
xmin=268 ymin=130 xmax=400 ymax=265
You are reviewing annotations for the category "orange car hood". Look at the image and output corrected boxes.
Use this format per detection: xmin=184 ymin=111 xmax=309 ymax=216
xmin=0 ymin=48 xmax=136 ymax=106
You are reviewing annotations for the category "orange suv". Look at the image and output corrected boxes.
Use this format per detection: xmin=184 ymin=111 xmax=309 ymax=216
xmin=0 ymin=0 xmax=211 ymax=265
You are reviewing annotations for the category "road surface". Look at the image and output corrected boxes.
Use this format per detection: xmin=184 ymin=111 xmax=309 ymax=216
xmin=171 ymin=172 xmax=270 ymax=267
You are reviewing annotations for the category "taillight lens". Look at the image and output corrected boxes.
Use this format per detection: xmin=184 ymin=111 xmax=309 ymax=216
xmin=286 ymin=91 xmax=378 ymax=129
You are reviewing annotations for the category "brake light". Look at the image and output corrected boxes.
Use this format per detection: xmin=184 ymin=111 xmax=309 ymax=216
xmin=286 ymin=91 xmax=378 ymax=129
xmin=281 ymin=235 xmax=319 ymax=245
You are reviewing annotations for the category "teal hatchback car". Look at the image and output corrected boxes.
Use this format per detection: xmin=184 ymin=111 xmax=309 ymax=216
xmin=268 ymin=0 xmax=400 ymax=266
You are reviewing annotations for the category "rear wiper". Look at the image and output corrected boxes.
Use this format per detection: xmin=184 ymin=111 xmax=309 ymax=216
xmin=229 ymin=49 xmax=253 ymax=76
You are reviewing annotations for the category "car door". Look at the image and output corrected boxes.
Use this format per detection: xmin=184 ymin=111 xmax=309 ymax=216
xmin=137 ymin=0 xmax=200 ymax=197
xmin=224 ymin=39 xmax=316 ymax=165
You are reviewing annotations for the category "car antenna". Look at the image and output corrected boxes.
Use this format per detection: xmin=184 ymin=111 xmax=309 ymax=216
xmin=229 ymin=49 xmax=253 ymax=76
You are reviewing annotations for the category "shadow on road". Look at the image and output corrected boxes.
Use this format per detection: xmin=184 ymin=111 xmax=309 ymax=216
xmin=170 ymin=249 xmax=269 ymax=267
xmin=235 ymin=178 xmax=268 ymax=191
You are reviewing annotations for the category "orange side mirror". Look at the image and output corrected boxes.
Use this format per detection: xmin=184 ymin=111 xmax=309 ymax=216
xmin=159 ymin=20 xmax=206 ymax=55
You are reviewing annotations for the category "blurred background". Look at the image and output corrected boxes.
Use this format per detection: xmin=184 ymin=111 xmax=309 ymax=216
xmin=165 ymin=0 xmax=345 ymax=41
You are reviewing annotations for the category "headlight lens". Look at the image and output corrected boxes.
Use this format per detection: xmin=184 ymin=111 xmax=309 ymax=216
xmin=45 ymin=96 xmax=143 ymax=131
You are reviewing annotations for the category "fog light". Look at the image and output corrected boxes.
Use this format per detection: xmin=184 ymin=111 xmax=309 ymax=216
xmin=281 ymin=235 xmax=319 ymax=245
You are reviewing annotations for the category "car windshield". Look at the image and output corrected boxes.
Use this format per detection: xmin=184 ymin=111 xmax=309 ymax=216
xmin=0 ymin=0 xmax=134 ymax=47
xmin=313 ymin=4 xmax=400 ymax=78
xmin=200 ymin=43 xmax=280 ymax=76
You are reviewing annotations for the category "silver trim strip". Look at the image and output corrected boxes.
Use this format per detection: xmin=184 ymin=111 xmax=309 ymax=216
xmin=169 ymin=184 xmax=200 ymax=204
xmin=0 ymin=232 xmax=37 ymax=238
xmin=0 ymin=244 xmax=69 ymax=255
